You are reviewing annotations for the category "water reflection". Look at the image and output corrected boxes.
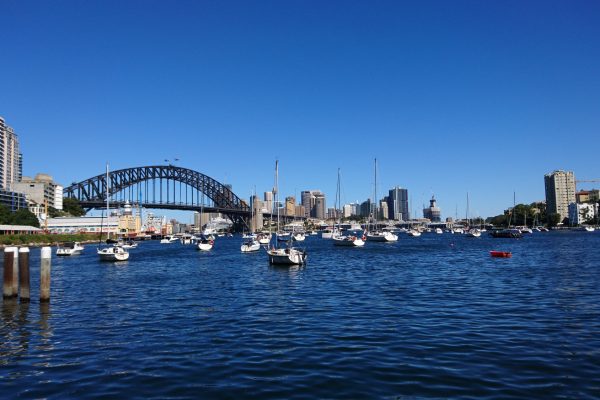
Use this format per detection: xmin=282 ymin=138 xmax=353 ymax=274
xmin=0 ymin=300 xmax=31 ymax=369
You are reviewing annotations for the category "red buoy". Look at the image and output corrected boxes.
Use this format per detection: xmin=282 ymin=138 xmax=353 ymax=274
xmin=490 ymin=251 xmax=512 ymax=258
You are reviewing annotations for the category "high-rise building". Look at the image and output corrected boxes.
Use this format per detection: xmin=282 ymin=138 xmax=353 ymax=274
xmin=545 ymin=170 xmax=576 ymax=221
xmin=423 ymin=195 xmax=441 ymax=222
xmin=263 ymin=191 xmax=273 ymax=213
xmin=0 ymin=116 xmax=22 ymax=190
xmin=285 ymin=196 xmax=296 ymax=217
xmin=301 ymin=190 xmax=326 ymax=219
xmin=387 ymin=186 xmax=409 ymax=221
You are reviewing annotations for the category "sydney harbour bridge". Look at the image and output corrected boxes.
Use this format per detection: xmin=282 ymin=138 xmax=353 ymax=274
xmin=63 ymin=165 xmax=300 ymax=230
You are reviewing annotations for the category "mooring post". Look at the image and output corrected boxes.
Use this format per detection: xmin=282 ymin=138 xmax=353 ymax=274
xmin=19 ymin=247 xmax=30 ymax=302
xmin=40 ymin=247 xmax=51 ymax=302
xmin=11 ymin=247 xmax=19 ymax=297
xmin=3 ymin=248 xmax=15 ymax=298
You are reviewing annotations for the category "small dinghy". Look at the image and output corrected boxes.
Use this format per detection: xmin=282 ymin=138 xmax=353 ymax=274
xmin=490 ymin=251 xmax=512 ymax=258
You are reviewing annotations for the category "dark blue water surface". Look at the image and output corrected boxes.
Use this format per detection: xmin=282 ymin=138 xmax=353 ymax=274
xmin=1 ymin=231 xmax=599 ymax=399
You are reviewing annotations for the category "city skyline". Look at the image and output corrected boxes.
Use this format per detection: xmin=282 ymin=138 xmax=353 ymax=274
xmin=2 ymin=2 xmax=599 ymax=219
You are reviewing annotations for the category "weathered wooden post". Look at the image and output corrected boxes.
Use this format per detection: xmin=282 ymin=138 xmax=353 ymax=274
xmin=40 ymin=247 xmax=51 ymax=302
xmin=11 ymin=247 xmax=19 ymax=296
xmin=19 ymin=247 xmax=30 ymax=302
xmin=3 ymin=247 xmax=15 ymax=298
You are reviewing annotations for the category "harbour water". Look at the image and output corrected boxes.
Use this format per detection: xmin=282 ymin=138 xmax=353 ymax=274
xmin=1 ymin=231 xmax=599 ymax=398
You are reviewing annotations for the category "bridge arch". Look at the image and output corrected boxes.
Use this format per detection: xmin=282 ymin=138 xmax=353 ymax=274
xmin=64 ymin=165 xmax=250 ymax=220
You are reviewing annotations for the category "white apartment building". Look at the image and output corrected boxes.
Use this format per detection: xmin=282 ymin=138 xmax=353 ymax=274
xmin=544 ymin=170 xmax=576 ymax=221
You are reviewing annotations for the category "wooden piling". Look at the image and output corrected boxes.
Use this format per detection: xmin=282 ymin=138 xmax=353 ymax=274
xmin=19 ymin=247 xmax=30 ymax=302
xmin=11 ymin=247 xmax=19 ymax=296
xmin=3 ymin=248 xmax=15 ymax=298
xmin=40 ymin=247 xmax=51 ymax=302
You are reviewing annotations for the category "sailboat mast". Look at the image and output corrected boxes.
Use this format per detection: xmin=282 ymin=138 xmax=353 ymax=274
xmin=106 ymin=163 xmax=110 ymax=239
xmin=275 ymin=160 xmax=279 ymax=232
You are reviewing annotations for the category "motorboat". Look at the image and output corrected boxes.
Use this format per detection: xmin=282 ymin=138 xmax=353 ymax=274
xmin=97 ymin=245 xmax=129 ymax=261
xmin=276 ymin=232 xmax=292 ymax=242
xmin=241 ymin=238 xmax=261 ymax=253
xmin=584 ymin=226 xmax=595 ymax=232
xmin=120 ymin=240 xmax=138 ymax=249
xmin=407 ymin=229 xmax=421 ymax=237
xmin=321 ymin=228 xmax=335 ymax=239
xmin=366 ymin=230 xmax=398 ymax=242
xmin=56 ymin=241 xmax=84 ymax=256
xmin=435 ymin=228 xmax=443 ymax=234
xmin=197 ymin=236 xmax=214 ymax=251
xmin=292 ymin=232 xmax=306 ymax=242
xmin=257 ymin=232 xmax=271 ymax=244
xmin=160 ymin=235 xmax=178 ymax=244
xmin=332 ymin=233 xmax=365 ymax=247
xmin=466 ymin=228 xmax=481 ymax=238
xmin=490 ymin=250 xmax=512 ymax=258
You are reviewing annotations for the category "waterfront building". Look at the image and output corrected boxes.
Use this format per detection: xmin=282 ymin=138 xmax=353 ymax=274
xmin=423 ymin=195 xmax=442 ymax=222
xmin=48 ymin=215 xmax=119 ymax=234
xmin=13 ymin=173 xmax=64 ymax=210
xmin=343 ymin=204 xmax=353 ymax=218
xmin=545 ymin=170 xmax=576 ymax=221
xmin=0 ymin=116 xmax=22 ymax=190
xmin=387 ymin=186 xmax=409 ymax=221
xmin=568 ymin=202 xmax=597 ymax=225
xmin=144 ymin=212 xmax=168 ymax=234
xmin=118 ymin=201 xmax=142 ymax=236
xmin=0 ymin=189 xmax=27 ymax=211
xmin=294 ymin=204 xmax=305 ymax=218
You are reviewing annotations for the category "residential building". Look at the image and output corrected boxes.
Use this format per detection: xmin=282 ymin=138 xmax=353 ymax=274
xmin=379 ymin=199 xmax=389 ymax=220
xmin=423 ymin=195 xmax=442 ymax=222
xmin=544 ymin=170 xmax=576 ymax=221
xmin=568 ymin=202 xmax=597 ymax=225
xmin=576 ymin=189 xmax=600 ymax=204
xmin=0 ymin=189 xmax=27 ymax=211
xmin=0 ymin=116 xmax=22 ymax=190
xmin=387 ymin=186 xmax=409 ymax=221
xmin=284 ymin=196 xmax=296 ymax=217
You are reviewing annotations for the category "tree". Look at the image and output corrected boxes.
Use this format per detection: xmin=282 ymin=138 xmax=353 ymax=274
xmin=546 ymin=213 xmax=561 ymax=227
xmin=0 ymin=205 xmax=11 ymax=224
xmin=10 ymin=208 xmax=40 ymax=228
xmin=62 ymin=198 xmax=86 ymax=217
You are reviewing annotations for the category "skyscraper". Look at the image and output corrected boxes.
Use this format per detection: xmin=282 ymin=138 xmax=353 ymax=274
xmin=0 ymin=116 xmax=22 ymax=190
xmin=544 ymin=170 xmax=576 ymax=221
xmin=301 ymin=190 xmax=326 ymax=219
xmin=387 ymin=186 xmax=409 ymax=221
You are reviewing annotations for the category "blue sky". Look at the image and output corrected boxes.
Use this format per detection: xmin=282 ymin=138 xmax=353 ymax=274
xmin=2 ymin=0 xmax=599 ymax=219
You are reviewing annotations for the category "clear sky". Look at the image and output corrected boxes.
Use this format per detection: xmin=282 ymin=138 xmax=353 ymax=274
xmin=2 ymin=0 xmax=599 ymax=219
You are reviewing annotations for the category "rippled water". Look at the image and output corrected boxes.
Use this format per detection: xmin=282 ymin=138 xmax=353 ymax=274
xmin=1 ymin=231 xmax=599 ymax=398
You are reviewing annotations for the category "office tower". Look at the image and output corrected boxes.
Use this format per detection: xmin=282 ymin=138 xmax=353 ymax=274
xmin=301 ymin=190 xmax=326 ymax=219
xmin=387 ymin=186 xmax=409 ymax=221
xmin=544 ymin=170 xmax=576 ymax=221
xmin=263 ymin=191 xmax=273 ymax=213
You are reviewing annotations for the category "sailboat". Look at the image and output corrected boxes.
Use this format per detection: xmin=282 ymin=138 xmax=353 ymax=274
xmin=197 ymin=192 xmax=214 ymax=251
xmin=97 ymin=164 xmax=130 ymax=261
xmin=366 ymin=158 xmax=398 ymax=242
xmin=490 ymin=192 xmax=523 ymax=238
xmin=241 ymin=188 xmax=260 ymax=252
xmin=266 ymin=160 xmax=307 ymax=265
xmin=332 ymin=168 xmax=365 ymax=247
xmin=466 ymin=192 xmax=481 ymax=237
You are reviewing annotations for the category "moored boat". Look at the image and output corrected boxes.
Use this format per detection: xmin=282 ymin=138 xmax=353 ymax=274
xmin=56 ymin=241 xmax=84 ymax=256
xmin=241 ymin=238 xmax=260 ymax=253
xmin=97 ymin=245 xmax=129 ymax=261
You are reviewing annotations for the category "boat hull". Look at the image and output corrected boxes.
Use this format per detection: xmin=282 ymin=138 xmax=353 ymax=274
xmin=97 ymin=247 xmax=129 ymax=261
xmin=333 ymin=236 xmax=365 ymax=247
xmin=267 ymin=248 xmax=307 ymax=265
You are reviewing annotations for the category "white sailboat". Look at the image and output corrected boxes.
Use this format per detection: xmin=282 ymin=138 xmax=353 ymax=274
xmin=97 ymin=164 xmax=130 ymax=262
xmin=366 ymin=159 xmax=398 ymax=242
xmin=266 ymin=160 xmax=307 ymax=265
xmin=331 ymin=168 xmax=365 ymax=247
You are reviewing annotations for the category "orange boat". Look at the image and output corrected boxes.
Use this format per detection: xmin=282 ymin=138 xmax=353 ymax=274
xmin=490 ymin=251 xmax=512 ymax=258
